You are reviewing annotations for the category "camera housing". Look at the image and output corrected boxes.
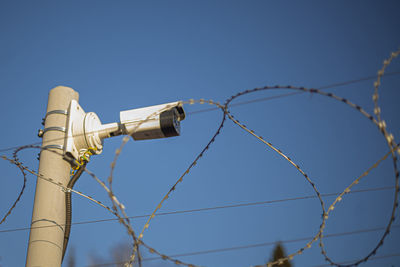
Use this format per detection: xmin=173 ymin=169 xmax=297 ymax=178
xmin=120 ymin=101 xmax=185 ymax=140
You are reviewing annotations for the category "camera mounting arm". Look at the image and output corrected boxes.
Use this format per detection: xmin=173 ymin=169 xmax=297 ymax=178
xmin=64 ymin=100 xmax=185 ymax=162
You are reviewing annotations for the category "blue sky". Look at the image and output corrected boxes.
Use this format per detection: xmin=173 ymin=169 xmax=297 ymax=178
xmin=0 ymin=1 xmax=400 ymax=266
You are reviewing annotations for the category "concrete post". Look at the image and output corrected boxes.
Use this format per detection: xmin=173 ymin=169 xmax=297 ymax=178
xmin=26 ymin=86 xmax=79 ymax=267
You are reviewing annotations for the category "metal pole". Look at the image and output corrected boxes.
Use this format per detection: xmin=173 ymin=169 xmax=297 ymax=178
xmin=26 ymin=86 xmax=79 ymax=267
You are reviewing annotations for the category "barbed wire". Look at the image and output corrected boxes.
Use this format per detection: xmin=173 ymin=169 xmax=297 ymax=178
xmin=0 ymin=49 xmax=399 ymax=267
xmin=222 ymin=80 xmax=399 ymax=266
xmin=320 ymin=47 xmax=400 ymax=267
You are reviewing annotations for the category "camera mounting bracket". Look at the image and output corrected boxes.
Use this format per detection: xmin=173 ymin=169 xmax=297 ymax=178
xmin=62 ymin=99 xmax=185 ymax=163
xmin=64 ymin=100 xmax=104 ymax=162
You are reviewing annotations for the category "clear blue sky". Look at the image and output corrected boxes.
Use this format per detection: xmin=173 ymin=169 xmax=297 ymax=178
xmin=0 ymin=1 xmax=400 ymax=267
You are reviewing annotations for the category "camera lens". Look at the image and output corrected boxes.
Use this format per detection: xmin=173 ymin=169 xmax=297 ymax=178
xmin=160 ymin=108 xmax=180 ymax=137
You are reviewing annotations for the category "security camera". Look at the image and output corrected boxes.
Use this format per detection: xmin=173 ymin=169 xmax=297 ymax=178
xmin=64 ymin=100 xmax=185 ymax=161
xmin=120 ymin=101 xmax=185 ymax=140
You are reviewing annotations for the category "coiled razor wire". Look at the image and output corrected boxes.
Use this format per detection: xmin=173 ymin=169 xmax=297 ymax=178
xmin=0 ymin=47 xmax=399 ymax=267
xmin=222 ymin=83 xmax=399 ymax=266
xmin=317 ymin=47 xmax=400 ymax=267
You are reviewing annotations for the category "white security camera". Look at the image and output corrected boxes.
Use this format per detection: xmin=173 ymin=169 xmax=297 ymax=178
xmin=64 ymin=100 xmax=185 ymax=161
xmin=120 ymin=102 xmax=185 ymax=140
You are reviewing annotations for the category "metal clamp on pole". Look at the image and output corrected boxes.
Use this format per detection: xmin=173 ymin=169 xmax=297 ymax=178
xmin=45 ymin=109 xmax=68 ymax=119
xmin=43 ymin=127 xmax=66 ymax=134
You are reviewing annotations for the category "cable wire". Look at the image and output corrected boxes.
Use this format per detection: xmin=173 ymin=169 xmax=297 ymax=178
xmin=62 ymin=161 xmax=88 ymax=262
